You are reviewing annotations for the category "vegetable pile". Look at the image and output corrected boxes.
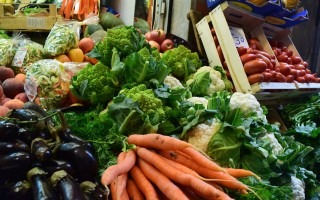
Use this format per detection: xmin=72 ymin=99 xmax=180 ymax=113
xmin=101 ymin=133 xmax=260 ymax=199
xmin=0 ymin=103 xmax=107 ymax=199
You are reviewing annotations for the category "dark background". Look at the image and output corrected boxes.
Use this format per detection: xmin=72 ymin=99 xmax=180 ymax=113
xmin=291 ymin=0 xmax=320 ymax=73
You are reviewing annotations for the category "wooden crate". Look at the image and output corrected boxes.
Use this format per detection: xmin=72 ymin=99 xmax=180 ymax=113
xmin=196 ymin=1 xmax=302 ymax=100
xmin=0 ymin=4 xmax=60 ymax=31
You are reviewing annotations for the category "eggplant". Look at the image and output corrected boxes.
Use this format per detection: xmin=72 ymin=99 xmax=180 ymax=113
xmin=27 ymin=167 xmax=59 ymax=200
xmin=80 ymin=181 xmax=109 ymax=200
xmin=31 ymin=138 xmax=53 ymax=162
xmin=0 ymin=139 xmax=30 ymax=155
xmin=50 ymin=170 xmax=86 ymax=200
xmin=58 ymin=128 xmax=95 ymax=154
xmin=0 ymin=152 xmax=32 ymax=182
xmin=8 ymin=109 xmax=39 ymax=122
xmin=55 ymin=142 xmax=98 ymax=182
xmin=17 ymin=127 xmax=36 ymax=145
xmin=42 ymin=159 xmax=75 ymax=177
xmin=5 ymin=180 xmax=33 ymax=200
xmin=0 ymin=120 xmax=19 ymax=140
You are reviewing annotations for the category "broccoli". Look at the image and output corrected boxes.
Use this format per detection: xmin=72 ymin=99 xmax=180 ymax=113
xmin=70 ymin=62 xmax=117 ymax=105
xmin=107 ymin=84 xmax=166 ymax=135
xmin=95 ymin=26 xmax=148 ymax=66
xmin=161 ymin=45 xmax=202 ymax=80
xmin=119 ymin=84 xmax=165 ymax=123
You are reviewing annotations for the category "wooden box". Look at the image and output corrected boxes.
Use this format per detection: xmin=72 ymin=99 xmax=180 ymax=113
xmin=0 ymin=4 xmax=60 ymax=31
xmin=195 ymin=1 xmax=318 ymax=101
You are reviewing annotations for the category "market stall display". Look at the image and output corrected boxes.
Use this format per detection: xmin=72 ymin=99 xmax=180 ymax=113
xmin=0 ymin=1 xmax=319 ymax=199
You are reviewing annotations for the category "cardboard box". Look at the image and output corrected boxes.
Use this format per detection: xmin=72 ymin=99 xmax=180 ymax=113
xmin=228 ymin=0 xmax=281 ymax=16
xmin=206 ymin=0 xmax=226 ymax=10
xmin=265 ymin=7 xmax=308 ymax=28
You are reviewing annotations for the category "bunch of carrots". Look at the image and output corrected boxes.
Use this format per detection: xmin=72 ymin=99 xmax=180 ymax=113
xmin=100 ymin=133 xmax=261 ymax=200
xmin=59 ymin=0 xmax=99 ymax=20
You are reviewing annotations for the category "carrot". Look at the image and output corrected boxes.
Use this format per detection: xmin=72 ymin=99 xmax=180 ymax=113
xmin=224 ymin=168 xmax=261 ymax=181
xmin=64 ymin=0 xmax=74 ymax=19
xmin=180 ymin=147 xmax=226 ymax=172
xmin=127 ymin=133 xmax=192 ymax=151
xmin=101 ymin=149 xmax=136 ymax=187
xmin=136 ymin=147 xmax=233 ymax=200
xmin=93 ymin=0 xmax=98 ymax=14
xmin=110 ymin=178 xmax=117 ymax=200
xmin=59 ymin=0 xmax=67 ymax=15
xmin=159 ymin=150 xmax=249 ymax=192
xmin=157 ymin=153 xmax=201 ymax=179
xmin=89 ymin=0 xmax=94 ymax=13
xmin=116 ymin=152 xmax=129 ymax=200
xmin=126 ymin=178 xmax=145 ymax=200
xmin=129 ymin=165 xmax=159 ymax=200
xmin=137 ymin=157 xmax=189 ymax=200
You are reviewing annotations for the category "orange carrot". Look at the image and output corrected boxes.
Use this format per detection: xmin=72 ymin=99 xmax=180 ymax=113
xmin=127 ymin=133 xmax=192 ymax=151
xmin=159 ymin=150 xmax=249 ymax=192
xmin=110 ymin=178 xmax=117 ymax=200
xmin=59 ymin=0 xmax=67 ymax=16
xmin=126 ymin=178 xmax=145 ymax=200
xmin=137 ymin=157 xmax=189 ymax=200
xmin=224 ymin=168 xmax=261 ymax=181
xmin=64 ymin=0 xmax=74 ymax=19
xmin=116 ymin=152 xmax=129 ymax=200
xmin=136 ymin=147 xmax=233 ymax=200
xmin=180 ymin=147 xmax=226 ymax=172
xmin=89 ymin=0 xmax=94 ymax=13
xmin=93 ymin=0 xmax=98 ymax=14
xmin=101 ymin=150 xmax=136 ymax=187
xmin=157 ymin=153 xmax=201 ymax=179
xmin=129 ymin=165 xmax=159 ymax=200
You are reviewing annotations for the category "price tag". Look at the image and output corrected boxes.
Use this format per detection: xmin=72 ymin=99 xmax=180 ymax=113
xmin=27 ymin=17 xmax=45 ymax=29
xmin=11 ymin=47 xmax=27 ymax=67
xmin=229 ymin=26 xmax=248 ymax=48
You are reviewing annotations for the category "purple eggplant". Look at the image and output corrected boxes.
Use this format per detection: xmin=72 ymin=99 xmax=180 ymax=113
xmin=0 ymin=120 xmax=19 ymax=140
xmin=50 ymin=170 xmax=86 ymax=200
xmin=31 ymin=138 xmax=53 ymax=162
xmin=42 ymin=159 xmax=75 ymax=177
xmin=27 ymin=167 xmax=59 ymax=200
xmin=0 ymin=152 xmax=32 ymax=182
xmin=54 ymin=142 xmax=98 ymax=182
xmin=5 ymin=180 xmax=33 ymax=200
xmin=0 ymin=139 xmax=30 ymax=155
xmin=80 ymin=181 xmax=109 ymax=200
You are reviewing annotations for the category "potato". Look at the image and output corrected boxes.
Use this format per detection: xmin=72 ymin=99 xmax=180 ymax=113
xmin=0 ymin=97 xmax=11 ymax=106
xmin=0 ymin=106 xmax=9 ymax=116
xmin=0 ymin=66 xmax=15 ymax=82
xmin=2 ymin=78 xmax=25 ymax=99
xmin=3 ymin=99 xmax=24 ymax=110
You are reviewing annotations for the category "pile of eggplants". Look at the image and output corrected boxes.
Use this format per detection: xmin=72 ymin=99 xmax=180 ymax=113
xmin=0 ymin=102 xmax=108 ymax=200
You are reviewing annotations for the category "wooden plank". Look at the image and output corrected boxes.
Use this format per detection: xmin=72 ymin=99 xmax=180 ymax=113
xmin=188 ymin=10 xmax=206 ymax=57
xmin=209 ymin=5 xmax=252 ymax=93
xmin=196 ymin=17 xmax=222 ymax=67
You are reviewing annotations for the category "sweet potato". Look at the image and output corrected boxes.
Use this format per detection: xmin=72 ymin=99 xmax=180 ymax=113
xmin=0 ymin=66 xmax=15 ymax=82
xmin=14 ymin=92 xmax=29 ymax=103
xmin=2 ymin=78 xmax=25 ymax=99
xmin=3 ymin=99 xmax=24 ymax=110
xmin=0 ymin=97 xmax=10 ymax=106
xmin=0 ymin=85 xmax=3 ymax=98
xmin=0 ymin=106 xmax=9 ymax=116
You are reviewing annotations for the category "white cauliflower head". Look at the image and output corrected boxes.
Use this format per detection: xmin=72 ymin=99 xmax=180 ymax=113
xmin=290 ymin=176 xmax=305 ymax=200
xmin=186 ymin=66 xmax=225 ymax=96
xmin=260 ymin=133 xmax=283 ymax=156
xmin=164 ymin=75 xmax=184 ymax=89
xmin=187 ymin=118 xmax=222 ymax=152
xmin=229 ymin=92 xmax=267 ymax=122
xmin=187 ymin=97 xmax=208 ymax=109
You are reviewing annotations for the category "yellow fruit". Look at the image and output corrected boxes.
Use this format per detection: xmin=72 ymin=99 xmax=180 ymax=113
xmin=54 ymin=54 xmax=71 ymax=63
xmin=67 ymin=48 xmax=85 ymax=62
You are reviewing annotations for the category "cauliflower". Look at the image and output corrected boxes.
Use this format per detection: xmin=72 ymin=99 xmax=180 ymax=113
xmin=187 ymin=97 xmax=208 ymax=109
xmin=289 ymin=176 xmax=305 ymax=200
xmin=164 ymin=75 xmax=184 ymax=89
xmin=260 ymin=133 xmax=283 ymax=155
xmin=187 ymin=118 xmax=222 ymax=152
xmin=186 ymin=66 xmax=225 ymax=97
xmin=229 ymin=92 xmax=267 ymax=122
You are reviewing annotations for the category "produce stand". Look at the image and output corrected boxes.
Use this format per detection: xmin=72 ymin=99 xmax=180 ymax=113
xmin=0 ymin=0 xmax=320 ymax=199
